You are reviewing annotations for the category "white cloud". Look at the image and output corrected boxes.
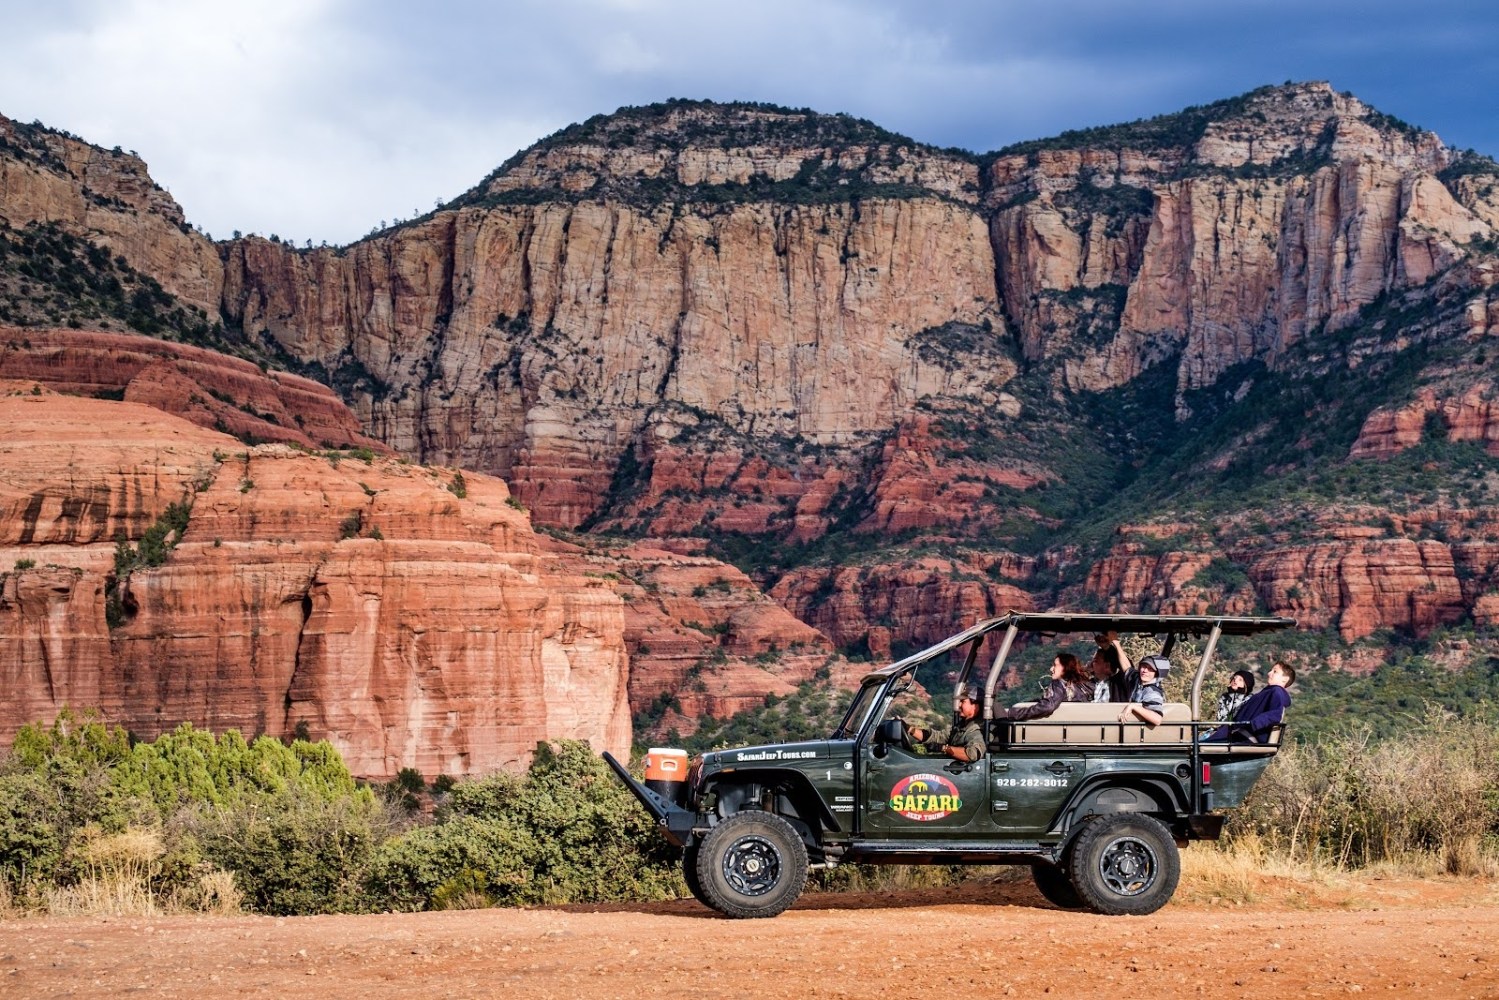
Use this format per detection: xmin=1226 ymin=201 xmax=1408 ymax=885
xmin=1 ymin=0 xmax=1493 ymax=243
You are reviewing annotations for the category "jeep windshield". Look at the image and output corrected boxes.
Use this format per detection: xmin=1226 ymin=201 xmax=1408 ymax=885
xmin=831 ymin=679 xmax=883 ymax=739
xmin=829 ymin=617 xmax=1008 ymax=739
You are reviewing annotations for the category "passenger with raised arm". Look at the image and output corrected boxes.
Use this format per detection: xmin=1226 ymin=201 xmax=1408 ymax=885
xmin=1214 ymin=669 xmax=1255 ymax=722
xmin=993 ymin=653 xmax=1092 ymax=722
xmin=1091 ymin=631 xmax=1133 ymax=702
xmin=904 ymin=683 xmax=986 ymax=762
xmin=1206 ymin=663 xmax=1295 ymax=743
xmin=1117 ymin=656 xmax=1166 ymax=727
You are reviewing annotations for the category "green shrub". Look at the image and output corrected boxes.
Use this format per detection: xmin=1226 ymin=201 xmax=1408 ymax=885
xmin=369 ymin=741 xmax=682 ymax=910
xmin=0 ymin=714 xmax=376 ymax=914
xmin=187 ymin=793 xmax=380 ymax=915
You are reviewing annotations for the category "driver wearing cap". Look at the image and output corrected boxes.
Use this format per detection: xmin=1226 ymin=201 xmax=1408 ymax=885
xmin=904 ymin=683 xmax=986 ymax=762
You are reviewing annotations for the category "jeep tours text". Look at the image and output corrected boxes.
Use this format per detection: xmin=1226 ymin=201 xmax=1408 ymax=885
xmin=605 ymin=612 xmax=1295 ymax=917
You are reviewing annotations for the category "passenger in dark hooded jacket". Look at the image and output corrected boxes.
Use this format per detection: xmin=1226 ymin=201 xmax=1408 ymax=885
xmin=1214 ymin=669 xmax=1255 ymax=722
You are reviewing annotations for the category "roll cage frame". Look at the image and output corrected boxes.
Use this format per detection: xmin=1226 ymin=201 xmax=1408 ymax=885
xmin=839 ymin=612 xmax=1297 ymax=743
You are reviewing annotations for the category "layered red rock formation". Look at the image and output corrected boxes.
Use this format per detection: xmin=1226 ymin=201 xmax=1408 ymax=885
xmin=1078 ymin=513 xmax=1499 ymax=642
xmin=0 ymin=326 xmax=387 ymax=452
xmin=0 ymin=387 xmax=629 ymax=777
xmin=219 ymin=195 xmax=1006 ymax=529
xmin=195 ymin=85 xmax=1499 ymax=553
xmin=1352 ymin=383 xmax=1499 ymax=458
xmin=986 ymin=86 xmax=1498 ymax=401
xmin=9 ymin=85 xmax=1499 ymax=748
xmin=771 ymin=556 xmax=1036 ymax=659
xmin=570 ymin=540 xmax=844 ymax=735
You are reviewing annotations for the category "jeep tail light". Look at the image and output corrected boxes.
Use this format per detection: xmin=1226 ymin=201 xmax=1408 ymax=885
xmin=1201 ymin=762 xmax=1211 ymax=786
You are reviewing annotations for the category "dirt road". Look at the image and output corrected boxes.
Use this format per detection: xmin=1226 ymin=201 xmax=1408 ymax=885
xmin=4 ymin=875 xmax=1497 ymax=999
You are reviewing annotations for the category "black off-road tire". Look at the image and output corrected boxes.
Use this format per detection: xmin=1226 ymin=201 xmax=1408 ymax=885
xmin=1066 ymin=813 xmax=1180 ymax=916
xmin=1030 ymin=862 xmax=1084 ymax=909
xmin=694 ymin=811 xmax=808 ymax=919
xmin=681 ymin=843 xmax=710 ymax=907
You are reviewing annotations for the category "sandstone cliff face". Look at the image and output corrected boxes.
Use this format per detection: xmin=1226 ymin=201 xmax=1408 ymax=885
xmin=220 ymin=194 xmax=1006 ymax=529
xmin=10 ymin=87 xmax=1499 ymax=750
xmin=0 ymin=388 xmax=630 ymax=777
xmin=987 ymin=85 xmax=1496 ymax=401
xmin=1351 ymin=382 xmax=1499 ymax=458
xmin=0 ymin=116 xmax=222 ymax=315
xmin=210 ymin=85 xmax=1499 ymax=543
xmin=771 ymin=556 xmax=1036 ymax=659
xmin=570 ymin=540 xmax=842 ymax=736
xmin=484 ymin=102 xmax=981 ymax=204
xmin=0 ymin=326 xmax=387 ymax=452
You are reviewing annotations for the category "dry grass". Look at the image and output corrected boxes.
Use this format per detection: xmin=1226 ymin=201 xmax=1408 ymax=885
xmin=1179 ymin=834 xmax=1367 ymax=908
xmin=43 ymin=828 xmax=165 ymax=917
xmin=30 ymin=830 xmax=244 ymax=918
xmin=191 ymin=869 xmax=243 ymax=915
xmin=1231 ymin=710 xmax=1499 ymax=875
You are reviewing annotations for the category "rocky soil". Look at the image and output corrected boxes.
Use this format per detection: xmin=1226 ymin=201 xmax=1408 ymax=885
xmin=3 ymin=875 xmax=1496 ymax=999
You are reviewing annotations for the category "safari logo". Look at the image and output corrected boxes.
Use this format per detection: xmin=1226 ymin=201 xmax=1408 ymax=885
xmin=889 ymin=772 xmax=962 ymax=821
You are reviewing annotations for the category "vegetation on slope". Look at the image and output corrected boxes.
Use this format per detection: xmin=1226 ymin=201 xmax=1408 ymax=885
xmin=0 ymin=221 xmax=216 ymax=340
xmin=6 ymin=710 xmax=1494 ymax=918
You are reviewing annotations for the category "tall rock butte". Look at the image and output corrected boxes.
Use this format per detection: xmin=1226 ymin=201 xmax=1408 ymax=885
xmin=0 ymin=381 xmax=631 ymax=776
xmin=203 ymin=85 xmax=1499 ymax=648
xmin=201 ymin=85 xmax=1499 ymax=524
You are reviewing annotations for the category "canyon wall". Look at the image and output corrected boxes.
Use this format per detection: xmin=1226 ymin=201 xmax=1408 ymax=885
xmin=0 ymin=385 xmax=630 ymax=776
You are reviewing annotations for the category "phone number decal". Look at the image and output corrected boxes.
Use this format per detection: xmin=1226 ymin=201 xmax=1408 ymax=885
xmin=995 ymin=777 xmax=1069 ymax=788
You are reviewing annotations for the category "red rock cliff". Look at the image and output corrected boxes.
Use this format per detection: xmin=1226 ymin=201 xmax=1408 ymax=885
xmin=0 ymin=386 xmax=630 ymax=777
xmin=0 ymin=326 xmax=387 ymax=452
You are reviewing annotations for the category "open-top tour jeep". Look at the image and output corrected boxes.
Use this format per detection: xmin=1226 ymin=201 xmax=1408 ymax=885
xmin=606 ymin=612 xmax=1295 ymax=918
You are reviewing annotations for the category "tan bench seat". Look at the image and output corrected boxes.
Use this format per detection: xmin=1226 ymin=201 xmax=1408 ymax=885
xmin=999 ymin=703 xmax=1286 ymax=750
xmin=1002 ymin=702 xmax=1195 ymax=745
xmin=1197 ymin=725 xmax=1284 ymax=754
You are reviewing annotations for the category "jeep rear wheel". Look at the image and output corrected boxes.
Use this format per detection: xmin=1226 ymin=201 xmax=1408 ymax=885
xmin=1030 ymin=863 xmax=1083 ymax=909
xmin=1067 ymin=814 xmax=1180 ymax=915
xmin=695 ymin=812 xmax=808 ymax=919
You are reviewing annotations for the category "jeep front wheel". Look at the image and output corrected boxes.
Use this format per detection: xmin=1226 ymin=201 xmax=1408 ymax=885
xmin=695 ymin=811 xmax=808 ymax=919
xmin=681 ymin=843 xmax=709 ymax=907
xmin=1067 ymin=813 xmax=1180 ymax=915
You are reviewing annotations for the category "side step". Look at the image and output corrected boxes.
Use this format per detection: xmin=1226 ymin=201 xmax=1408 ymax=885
xmin=845 ymin=839 xmax=1060 ymax=865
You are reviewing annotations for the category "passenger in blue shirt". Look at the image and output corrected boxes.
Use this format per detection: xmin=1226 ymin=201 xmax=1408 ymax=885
xmin=1205 ymin=662 xmax=1295 ymax=743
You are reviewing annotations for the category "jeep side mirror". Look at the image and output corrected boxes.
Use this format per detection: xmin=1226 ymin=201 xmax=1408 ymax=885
xmin=875 ymin=718 xmax=904 ymax=745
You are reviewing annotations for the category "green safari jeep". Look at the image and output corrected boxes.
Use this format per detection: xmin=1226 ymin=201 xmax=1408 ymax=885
xmin=606 ymin=612 xmax=1295 ymax=918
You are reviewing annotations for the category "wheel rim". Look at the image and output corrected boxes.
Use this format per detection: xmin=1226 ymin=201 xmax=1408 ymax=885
xmin=722 ymin=834 xmax=782 ymax=897
xmin=1097 ymin=834 xmax=1158 ymax=896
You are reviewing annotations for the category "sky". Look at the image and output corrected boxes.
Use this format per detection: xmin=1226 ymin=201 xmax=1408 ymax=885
xmin=3 ymin=0 xmax=1497 ymax=246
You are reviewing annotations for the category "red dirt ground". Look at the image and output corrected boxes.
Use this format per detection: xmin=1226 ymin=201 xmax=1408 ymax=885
xmin=3 ymin=874 xmax=1497 ymax=999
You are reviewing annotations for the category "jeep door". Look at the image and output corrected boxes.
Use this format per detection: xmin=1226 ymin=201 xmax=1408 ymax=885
xmin=987 ymin=749 xmax=1084 ymax=834
xmin=857 ymin=741 xmax=991 ymax=839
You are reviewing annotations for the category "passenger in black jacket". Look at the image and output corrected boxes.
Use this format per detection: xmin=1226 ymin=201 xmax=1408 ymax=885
xmin=993 ymin=653 xmax=1092 ymax=721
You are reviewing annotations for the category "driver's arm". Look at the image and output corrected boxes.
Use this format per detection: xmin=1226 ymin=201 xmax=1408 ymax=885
xmin=946 ymin=727 xmax=986 ymax=762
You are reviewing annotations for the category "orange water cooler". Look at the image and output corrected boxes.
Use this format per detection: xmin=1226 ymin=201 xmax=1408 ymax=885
xmin=644 ymin=747 xmax=689 ymax=805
